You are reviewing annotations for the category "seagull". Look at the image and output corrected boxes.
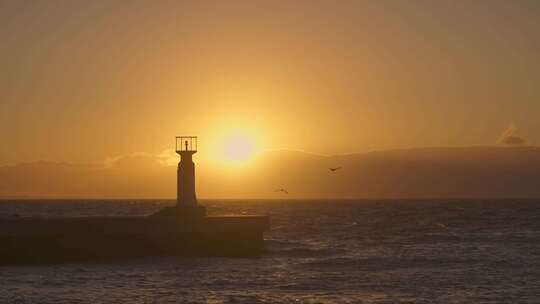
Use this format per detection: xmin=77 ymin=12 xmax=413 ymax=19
xmin=329 ymin=167 xmax=342 ymax=172
xmin=275 ymin=188 xmax=289 ymax=194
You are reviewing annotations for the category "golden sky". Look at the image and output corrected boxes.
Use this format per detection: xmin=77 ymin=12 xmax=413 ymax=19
xmin=1 ymin=0 xmax=540 ymax=166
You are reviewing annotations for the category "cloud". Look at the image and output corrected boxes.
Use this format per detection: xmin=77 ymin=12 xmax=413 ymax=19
xmin=500 ymin=135 xmax=526 ymax=146
xmin=104 ymin=150 xmax=176 ymax=168
xmin=498 ymin=125 xmax=526 ymax=146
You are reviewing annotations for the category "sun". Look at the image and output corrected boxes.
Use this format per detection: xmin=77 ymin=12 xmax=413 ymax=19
xmin=220 ymin=134 xmax=258 ymax=164
xmin=207 ymin=122 xmax=265 ymax=166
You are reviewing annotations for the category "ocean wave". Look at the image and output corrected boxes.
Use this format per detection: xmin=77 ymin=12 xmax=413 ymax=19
xmin=265 ymin=239 xmax=344 ymax=257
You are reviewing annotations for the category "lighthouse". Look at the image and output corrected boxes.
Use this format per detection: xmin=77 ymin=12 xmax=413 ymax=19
xmin=151 ymin=136 xmax=206 ymax=217
xmin=176 ymin=136 xmax=198 ymax=206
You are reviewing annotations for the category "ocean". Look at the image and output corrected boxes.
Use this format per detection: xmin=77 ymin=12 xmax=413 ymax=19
xmin=1 ymin=199 xmax=539 ymax=303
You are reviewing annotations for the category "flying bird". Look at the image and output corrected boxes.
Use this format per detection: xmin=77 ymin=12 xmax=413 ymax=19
xmin=275 ymin=188 xmax=289 ymax=194
xmin=329 ymin=167 xmax=342 ymax=172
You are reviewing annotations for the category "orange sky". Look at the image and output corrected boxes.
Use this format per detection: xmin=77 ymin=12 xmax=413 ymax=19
xmin=1 ymin=0 xmax=540 ymax=166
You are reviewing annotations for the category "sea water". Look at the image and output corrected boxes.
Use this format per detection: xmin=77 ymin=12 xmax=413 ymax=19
xmin=1 ymin=199 xmax=539 ymax=303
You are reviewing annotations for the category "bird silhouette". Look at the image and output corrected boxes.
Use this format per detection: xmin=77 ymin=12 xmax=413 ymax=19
xmin=275 ymin=188 xmax=289 ymax=194
xmin=329 ymin=167 xmax=342 ymax=172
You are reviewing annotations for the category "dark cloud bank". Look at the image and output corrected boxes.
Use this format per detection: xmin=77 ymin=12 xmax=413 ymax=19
xmin=2 ymin=146 xmax=540 ymax=199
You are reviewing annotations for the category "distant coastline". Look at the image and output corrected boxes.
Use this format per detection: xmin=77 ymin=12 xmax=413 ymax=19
xmin=2 ymin=146 xmax=540 ymax=199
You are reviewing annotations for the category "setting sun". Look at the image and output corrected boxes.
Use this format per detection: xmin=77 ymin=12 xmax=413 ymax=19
xmin=220 ymin=134 xmax=258 ymax=164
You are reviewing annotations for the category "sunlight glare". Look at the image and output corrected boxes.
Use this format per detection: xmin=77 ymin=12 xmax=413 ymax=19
xmin=221 ymin=134 xmax=257 ymax=164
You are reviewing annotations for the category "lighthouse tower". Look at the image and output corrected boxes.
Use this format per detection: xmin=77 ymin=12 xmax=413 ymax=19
xmin=144 ymin=136 xmax=207 ymax=218
xmin=176 ymin=136 xmax=198 ymax=206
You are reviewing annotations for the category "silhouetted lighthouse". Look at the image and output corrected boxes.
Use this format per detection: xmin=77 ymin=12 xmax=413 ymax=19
xmin=176 ymin=136 xmax=197 ymax=206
